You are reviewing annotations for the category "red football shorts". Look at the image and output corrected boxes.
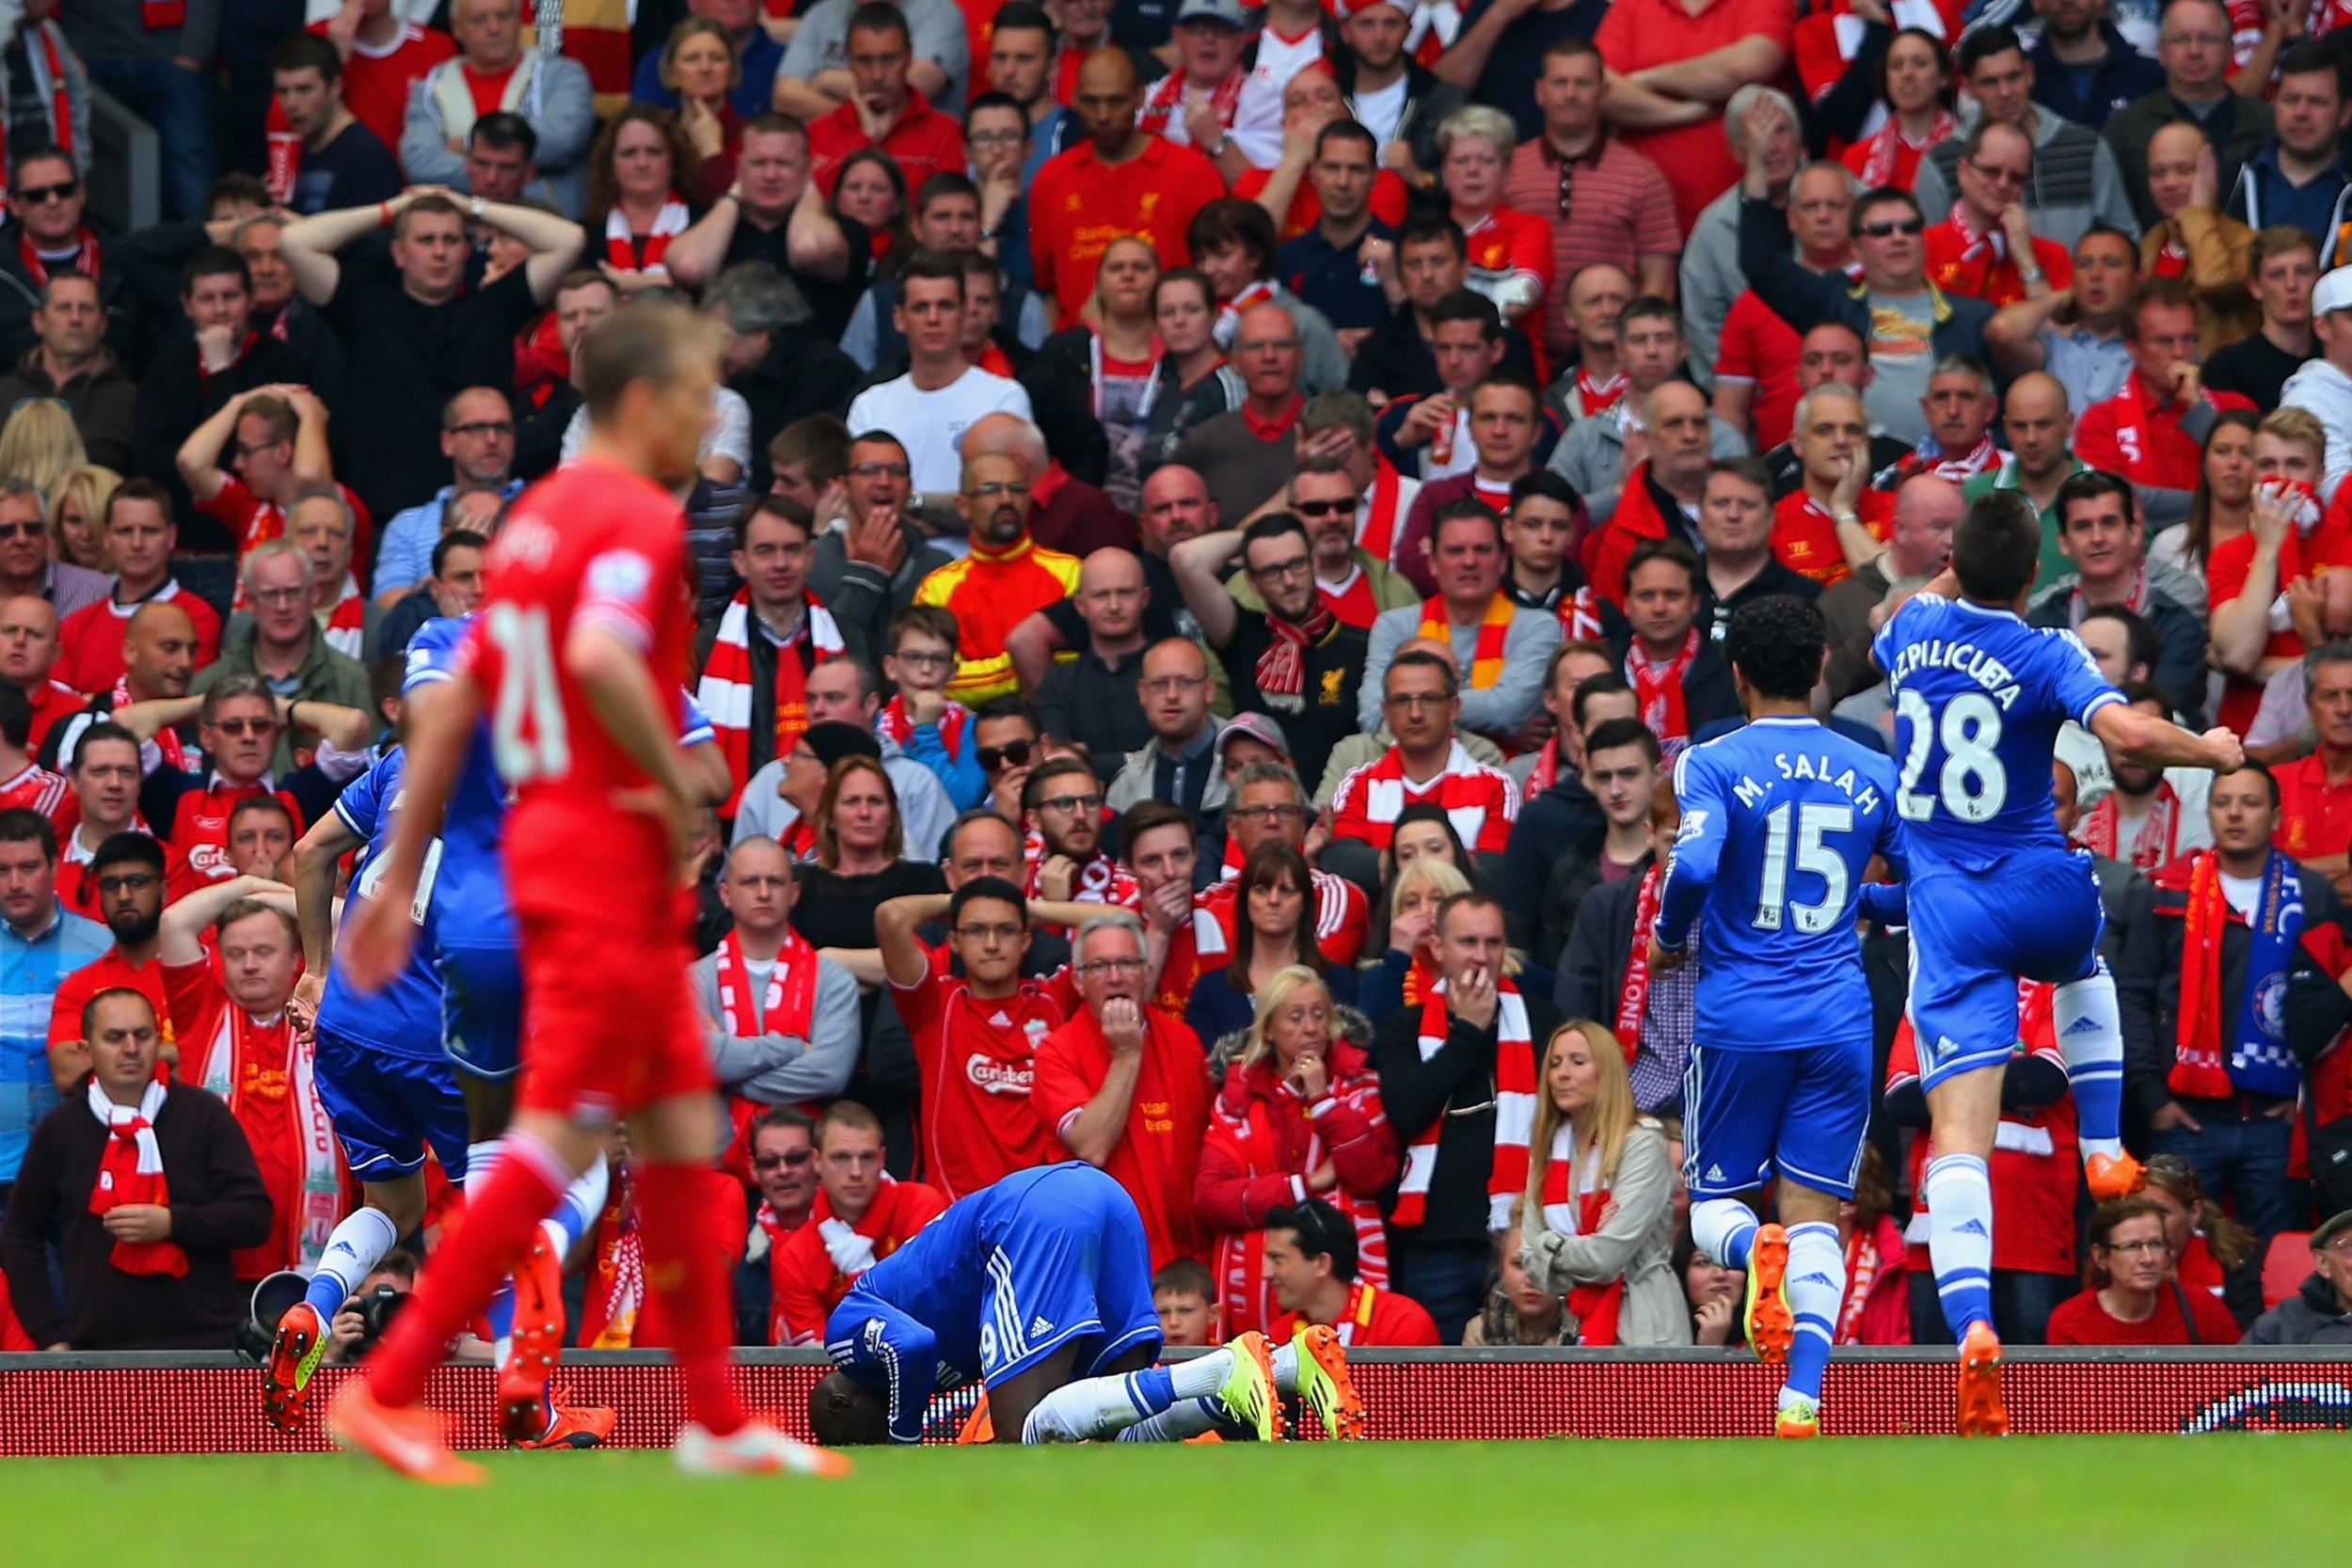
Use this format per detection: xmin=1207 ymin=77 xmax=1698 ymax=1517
xmin=513 ymin=894 xmax=712 ymax=1123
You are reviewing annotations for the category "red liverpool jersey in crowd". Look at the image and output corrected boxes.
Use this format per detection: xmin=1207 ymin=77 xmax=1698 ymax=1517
xmin=1272 ymin=1280 xmax=1441 ymax=1346
xmin=893 ymin=951 xmax=1078 ymax=1200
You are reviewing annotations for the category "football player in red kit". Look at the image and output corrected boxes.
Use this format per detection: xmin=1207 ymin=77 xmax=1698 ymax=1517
xmin=328 ymin=301 xmax=848 ymax=1484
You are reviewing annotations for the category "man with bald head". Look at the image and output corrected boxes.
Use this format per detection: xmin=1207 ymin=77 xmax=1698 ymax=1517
xmin=1579 ymin=379 xmax=1725 ymax=606
xmin=1963 ymin=370 xmax=2087 ymax=594
xmin=1028 ymin=47 xmax=1227 ymax=328
xmin=960 ymin=412 xmax=1130 ymax=559
xmin=1035 ymin=549 xmax=1153 ymax=757
xmin=1104 ymin=640 xmax=1227 ymax=834
xmin=1774 ymin=382 xmax=1895 ymax=587
xmin=913 ymin=450 xmax=1083 ymax=704
xmin=41 ymin=602 xmax=199 ymax=783
xmin=1171 ymin=302 xmax=1311 ymax=523
xmin=691 ymin=835 xmax=862 ymax=1121
xmin=1006 ymin=463 xmax=1201 ymax=693
xmin=1543 ymin=264 xmax=1636 ymax=427
xmin=1820 ymin=472 xmax=1962 ymax=704
xmin=1714 ymin=162 xmax=1857 ymax=453
xmin=1760 ymin=319 xmax=1913 ymax=499
xmin=0 ymin=596 xmax=80 ymax=757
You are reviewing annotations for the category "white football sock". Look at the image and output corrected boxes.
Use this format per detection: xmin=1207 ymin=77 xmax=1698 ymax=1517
xmin=1690 ymin=1197 xmax=1759 ymax=1273
xmin=1269 ymin=1339 xmax=1299 ymax=1395
xmin=1168 ymin=1349 xmax=1232 ymax=1402
xmin=2053 ymin=968 xmax=2126 ymax=1162
xmin=1115 ymin=1397 xmax=1223 ymax=1443
xmin=305 ymin=1206 xmax=399 ymax=1313
xmin=1924 ymin=1152 xmax=1995 ymax=1338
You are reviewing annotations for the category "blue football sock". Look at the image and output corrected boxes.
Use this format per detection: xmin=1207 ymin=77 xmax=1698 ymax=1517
xmin=2054 ymin=967 xmax=2125 ymax=1161
xmin=1782 ymin=1221 xmax=1843 ymax=1405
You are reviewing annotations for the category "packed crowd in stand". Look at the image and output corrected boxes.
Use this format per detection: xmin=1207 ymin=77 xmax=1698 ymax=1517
xmin=8 ymin=0 xmax=2352 ymax=1433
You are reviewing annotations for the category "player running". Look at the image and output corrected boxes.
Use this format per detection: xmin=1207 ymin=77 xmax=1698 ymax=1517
xmin=331 ymin=301 xmax=842 ymax=1483
xmin=1650 ymin=596 xmax=1903 ymax=1439
xmin=1873 ymin=484 xmax=2241 ymax=1435
xmin=807 ymin=1161 xmax=1363 ymax=1445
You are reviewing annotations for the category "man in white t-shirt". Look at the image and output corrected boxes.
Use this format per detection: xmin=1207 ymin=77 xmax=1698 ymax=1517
xmin=844 ymin=251 xmax=1033 ymax=494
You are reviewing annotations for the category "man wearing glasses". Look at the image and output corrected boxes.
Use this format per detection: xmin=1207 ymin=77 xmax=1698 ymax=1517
xmin=1035 ymin=909 xmax=1211 ymax=1271
xmin=1172 ymin=507 xmax=1372 ymax=791
xmin=2247 ymin=1209 xmax=2352 ymax=1344
xmin=1738 ymin=96 xmax=1995 ymax=450
xmin=1104 ymin=639 xmax=1227 ymax=833
xmin=1907 ymin=24 xmax=2139 ymax=253
xmin=1023 ymin=754 xmax=1137 ymax=909
xmin=1329 ymin=646 xmax=1520 ymax=871
xmin=164 ymin=676 xmax=310 ymax=884
xmin=0 ymin=478 xmax=104 ymax=620
xmin=1206 ymin=754 xmax=1371 ymax=966
xmin=769 ymin=1100 xmax=947 ymax=1347
xmin=187 ymin=542 xmax=373 ymax=777
xmin=1923 ymin=120 xmax=2074 ymax=309
xmin=176 ymin=384 xmax=365 ymax=567
xmin=370 ymin=388 xmax=523 ymax=605
xmin=42 ymin=833 xmax=177 ymax=1077
xmin=739 ymin=1106 xmax=821 ymax=1338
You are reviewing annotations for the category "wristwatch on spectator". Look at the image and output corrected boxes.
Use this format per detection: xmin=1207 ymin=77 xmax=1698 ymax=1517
xmin=1207 ymin=135 xmax=1232 ymax=160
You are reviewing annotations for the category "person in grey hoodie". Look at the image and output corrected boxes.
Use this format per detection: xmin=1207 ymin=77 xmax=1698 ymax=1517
xmin=2243 ymin=1212 xmax=2352 ymax=1346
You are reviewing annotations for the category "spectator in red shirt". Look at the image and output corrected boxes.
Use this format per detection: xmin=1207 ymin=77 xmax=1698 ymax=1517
xmin=2275 ymin=643 xmax=2352 ymax=895
xmin=45 ymin=832 xmax=176 ymax=1082
xmin=769 ymin=1101 xmax=947 ymax=1345
xmin=1034 ymin=908 xmax=1212 ymax=1270
xmin=1265 ymin=1196 xmax=1441 ymax=1346
xmin=0 ymin=680 xmax=66 ymax=822
xmin=1923 ymin=119 xmax=2074 ymax=309
xmin=2045 ymin=1196 xmax=2243 ymax=1344
xmin=1774 ymin=383 xmax=1894 ymax=587
xmin=1595 ymin=0 xmax=1796 ymax=236
xmin=39 ymin=600 xmax=199 ymax=782
xmin=50 ymin=728 xmax=197 ymax=921
xmin=175 ymin=386 xmax=335 ymax=565
xmin=1436 ymin=106 xmax=1554 ymax=338
xmin=2074 ymin=277 xmax=2257 ymax=507
xmin=1504 ymin=40 xmax=1681 ymax=364
xmin=1028 ymin=48 xmax=1226 ymax=329
xmin=0 ymin=594 xmax=82 ymax=757
xmin=54 ymin=483 xmax=221 ymax=695
xmin=1714 ymin=162 xmax=1854 ymax=453
xmin=309 ymin=0 xmax=457 ymax=170
xmin=805 ymin=6 xmax=967 ymax=199
xmin=167 ymin=677 xmax=304 ymax=885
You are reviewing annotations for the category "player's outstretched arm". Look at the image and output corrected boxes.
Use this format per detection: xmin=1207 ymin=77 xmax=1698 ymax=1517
xmin=339 ymin=673 xmax=478 ymax=992
xmin=2089 ymin=701 xmax=2246 ymax=775
xmin=875 ymin=894 xmax=953 ymax=990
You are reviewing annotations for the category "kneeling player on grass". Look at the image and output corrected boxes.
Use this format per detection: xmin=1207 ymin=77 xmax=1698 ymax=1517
xmin=808 ymin=1162 xmax=1362 ymax=1445
xmin=1650 ymin=595 xmax=1904 ymax=1438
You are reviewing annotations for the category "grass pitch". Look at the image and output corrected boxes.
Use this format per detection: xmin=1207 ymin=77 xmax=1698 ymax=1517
xmin=2 ymin=1436 xmax=2337 ymax=1567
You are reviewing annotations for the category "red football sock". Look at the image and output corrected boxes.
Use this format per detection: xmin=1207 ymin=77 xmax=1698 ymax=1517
xmin=638 ymin=1161 xmax=748 ymax=1437
xmin=367 ymin=1132 xmax=570 ymax=1409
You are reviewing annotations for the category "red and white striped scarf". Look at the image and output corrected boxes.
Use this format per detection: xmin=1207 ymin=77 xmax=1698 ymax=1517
xmin=87 ymin=1076 xmax=188 ymax=1277
xmin=20 ymin=225 xmax=100 ymax=286
xmin=1535 ymin=1132 xmax=1625 ymax=1346
xmin=1391 ymin=974 xmax=1533 ymax=1230
xmin=714 ymin=926 xmax=819 ymax=1039
xmin=1856 ymin=107 xmax=1954 ymax=188
xmin=1137 ymin=65 xmax=1245 ymax=140
xmin=2076 ymin=780 xmax=2183 ymax=873
xmin=1573 ymin=366 xmax=1628 ymax=419
xmin=1615 ymin=864 xmax=1663 ymax=1045
xmin=323 ymin=574 xmax=367 ymax=660
xmin=1628 ymin=626 xmax=1699 ymax=754
xmin=582 ymin=1162 xmax=644 ymax=1348
xmin=1255 ymin=600 xmax=1334 ymax=700
xmin=191 ymin=994 xmax=341 ymax=1277
xmin=1836 ymin=1223 xmax=1883 ymax=1344
xmin=603 ymin=195 xmax=691 ymax=277
xmin=1357 ymin=457 xmax=1407 ymax=565
xmin=695 ymin=590 xmax=845 ymax=809
xmin=879 ymin=694 xmax=968 ymax=758
xmin=1560 ymin=584 xmax=1607 ymax=642
xmin=1021 ymin=832 xmax=1139 ymax=907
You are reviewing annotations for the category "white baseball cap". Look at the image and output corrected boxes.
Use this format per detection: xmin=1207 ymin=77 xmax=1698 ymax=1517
xmin=2312 ymin=264 xmax=2352 ymax=318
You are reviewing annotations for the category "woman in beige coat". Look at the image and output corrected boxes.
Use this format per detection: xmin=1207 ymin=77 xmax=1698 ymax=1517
xmin=1516 ymin=1021 xmax=1689 ymax=1346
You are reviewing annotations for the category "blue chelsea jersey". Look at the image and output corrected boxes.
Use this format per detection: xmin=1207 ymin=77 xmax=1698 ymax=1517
xmin=316 ymin=747 xmax=447 ymax=1059
xmin=1656 ymin=717 xmax=1901 ymax=1051
xmin=1871 ymin=592 xmax=2125 ymax=871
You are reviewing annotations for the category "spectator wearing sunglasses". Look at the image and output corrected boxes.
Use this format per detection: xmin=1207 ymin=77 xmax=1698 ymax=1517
xmin=738 ymin=1105 xmax=819 ymax=1342
xmin=161 ymin=676 xmax=307 ymax=885
xmin=0 ymin=477 xmax=104 ymax=621
xmin=0 ymin=149 xmax=131 ymax=376
xmin=1737 ymin=96 xmax=1994 ymax=450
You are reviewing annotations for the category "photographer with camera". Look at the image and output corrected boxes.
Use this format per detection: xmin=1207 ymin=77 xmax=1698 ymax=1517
xmin=323 ymin=1252 xmax=418 ymax=1366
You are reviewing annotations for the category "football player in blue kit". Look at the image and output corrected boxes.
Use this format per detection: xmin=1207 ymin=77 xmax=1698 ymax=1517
xmin=1650 ymin=595 xmax=1905 ymax=1439
xmin=807 ymin=1163 xmax=1363 ymax=1447
xmin=1873 ymin=483 xmax=2241 ymax=1433
xmin=266 ymin=740 xmax=475 ymax=1433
